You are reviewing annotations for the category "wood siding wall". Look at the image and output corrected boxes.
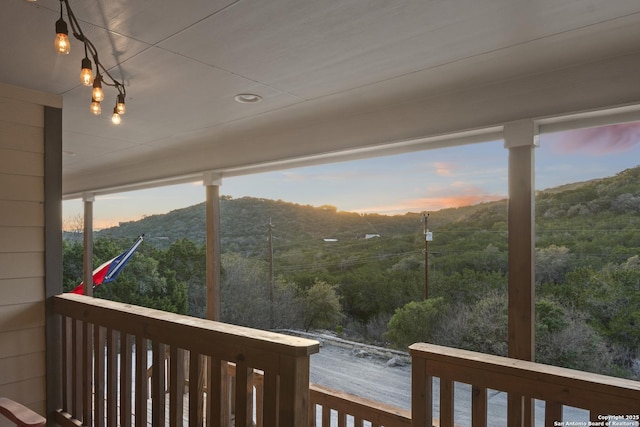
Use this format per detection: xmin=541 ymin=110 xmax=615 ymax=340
xmin=0 ymin=84 xmax=59 ymax=426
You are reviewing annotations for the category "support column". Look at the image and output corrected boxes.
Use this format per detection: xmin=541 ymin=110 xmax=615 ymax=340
xmin=82 ymin=194 xmax=94 ymax=297
xmin=204 ymin=172 xmax=222 ymax=321
xmin=44 ymin=105 xmax=63 ymax=424
xmin=504 ymin=119 xmax=538 ymax=427
xmin=203 ymin=173 xmax=226 ymax=422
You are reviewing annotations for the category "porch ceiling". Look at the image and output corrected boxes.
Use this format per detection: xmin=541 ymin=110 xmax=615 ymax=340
xmin=3 ymin=0 xmax=640 ymax=197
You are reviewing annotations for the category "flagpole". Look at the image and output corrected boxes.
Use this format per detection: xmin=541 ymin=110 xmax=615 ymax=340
xmin=424 ymin=213 xmax=429 ymax=300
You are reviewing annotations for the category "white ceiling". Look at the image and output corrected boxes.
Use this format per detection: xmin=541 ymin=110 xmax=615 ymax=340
xmin=3 ymin=0 xmax=640 ymax=197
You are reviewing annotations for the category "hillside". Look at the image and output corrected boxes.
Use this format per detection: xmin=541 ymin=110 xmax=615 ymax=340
xmin=89 ymin=165 xmax=640 ymax=261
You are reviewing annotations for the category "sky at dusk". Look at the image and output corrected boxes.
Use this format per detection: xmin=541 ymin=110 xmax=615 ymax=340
xmin=63 ymin=122 xmax=640 ymax=230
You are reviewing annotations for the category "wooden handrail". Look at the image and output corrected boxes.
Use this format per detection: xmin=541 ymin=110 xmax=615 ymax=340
xmin=410 ymin=343 xmax=640 ymax=427
xmin=0 ymin=397 xmax=46 ymax=427
xmin=309 ymin=383 xmax=411 ymax=427
xmin=52 ymin=293 xmax=319 ymax=427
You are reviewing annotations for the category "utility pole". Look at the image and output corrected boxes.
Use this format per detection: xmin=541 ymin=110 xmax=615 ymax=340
xmin=423 ymin=213 xmax=430 ymax=299
xmin=268 ymin=218 xmax=275 ymax=328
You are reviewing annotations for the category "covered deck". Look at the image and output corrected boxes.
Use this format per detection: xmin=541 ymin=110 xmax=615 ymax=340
xmin=2 ymin=1 xmax=640 ymax=426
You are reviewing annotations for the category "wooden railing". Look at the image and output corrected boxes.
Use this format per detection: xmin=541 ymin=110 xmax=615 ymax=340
xmin=52 ymin=293 xmax=319 ymax=427
xmin=309 ymin=384 xmax=411 ymax=427
xmin=221 ymin=363 xmax=412 ymax=427
xmin=51 ymin=293 xmax=640 ymax=427
xmin=410 ymin=343 xmax=640 ymax=427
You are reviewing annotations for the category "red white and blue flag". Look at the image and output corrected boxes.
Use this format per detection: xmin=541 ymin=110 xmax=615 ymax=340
xmin=71 ymin=235 xmax=144 ymax=294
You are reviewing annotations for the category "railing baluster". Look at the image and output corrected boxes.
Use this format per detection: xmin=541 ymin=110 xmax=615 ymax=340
xmin=321 ymin=404 xmax=330 ymax=427
xmin=206 ymin=356 xmax=218 ymax=427
xmin=72 ymin=319 xmax=82 ymax=419
xmin=120 ymin=333 xmax=133 ymax=427
xmin=471 ymin=386 xmax=487 ymax=427
xmin=255 ymin=373 xmax=264 ymax=427
xmin=106 ymin=328 xmax=118 ymax=427
xmin=439 ymin=379 xmax=454 ymax=427
xmin=61 ymin=316 xmax=71 ymax=413
xmin=134 ymin=336 xmax=147 ymax=427
xmin=234 ymin=359 xmax=253 ymax=426
xmin=189 ymin=351 xmax=204 ymax=427
xmin=83 ymin=321 xmax=93 ymax=427
xmin=151 ymin=341 xmax=167 ymax=426
xmin=545 ymin=401 xmax=562 ymax=427
xmin=94 ymin=325 xmax=106 ymax=427
xmin=262 ymin=371 xmax=277 ymax=426
xmin=169 ymin=346 xmax=185 ymax=427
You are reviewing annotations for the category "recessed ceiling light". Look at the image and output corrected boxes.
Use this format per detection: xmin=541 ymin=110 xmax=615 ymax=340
xmin=234 ymin=93 xmax=262 ymax=104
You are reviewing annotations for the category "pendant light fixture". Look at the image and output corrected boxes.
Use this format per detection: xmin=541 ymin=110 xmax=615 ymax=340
xmin=54 ymin=11 xmax=70 ymax=54
xmin=80 ymin=54 xmax=93 ymax=86
xmin=53 ymin=0 xmax=128 ymax=124
xmin=92 ymin=75 xmax=104 ymax=102
xmin=90 ymin=98 xmax=101 ymax=116
xmin=111 ymin=107 xmax=122 ymax=125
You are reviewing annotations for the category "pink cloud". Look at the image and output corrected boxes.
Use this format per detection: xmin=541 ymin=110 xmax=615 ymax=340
xmin=434 ymin=162 xmax=455 ymax=176
xmin=354 ymin=185 xmax=505 ymax=215
xmin=547 ymin=122 xmax=640 ymax=155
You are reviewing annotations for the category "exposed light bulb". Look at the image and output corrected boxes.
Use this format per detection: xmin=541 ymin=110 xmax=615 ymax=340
xmin=54 ymin=18 xmax=70 ymax=54
xmin=80 ymin=57 xmax=93 ymax=86
xmin=111 ymin=107 xmax=121 ymax=125
xmin=90 ymin=99 xmax=101 ymax=115
xmin=116 ymin=94 xmax=126 ymax=114
xmin=92 ymin=75 xmax=104 ymax=102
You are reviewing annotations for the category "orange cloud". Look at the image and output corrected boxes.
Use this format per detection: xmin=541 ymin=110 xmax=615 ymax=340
xmin=354 ymin=193 xmax=504 ymax=215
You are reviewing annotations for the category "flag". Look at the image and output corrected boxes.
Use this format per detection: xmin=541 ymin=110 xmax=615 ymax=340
xmin=71 ymin=235 xmax=144 ymax=294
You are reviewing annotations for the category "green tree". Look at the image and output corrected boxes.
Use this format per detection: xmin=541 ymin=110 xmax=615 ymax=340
xmin=535 ymin=298 xmax=613 ymax=374
xmin=302 ymin=279 xmax=344 ymax=332
xmin=385 ymin=297 xmax=447 ymax=350
xmin=95 ymin=252 xmax=187 ymax=314
xmin=221 ymin=253 xmax=303 ymax=329
xmin=62 ymin=240 xmax=84 ymax=292
xmin=158 ymin=239 xmax=206 ymax=317
xmin=536 ymin=245 xmax=571 ymax=285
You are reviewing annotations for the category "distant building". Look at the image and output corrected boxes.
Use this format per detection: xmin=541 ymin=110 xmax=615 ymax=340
xmin=323 ymin=238 xmax=338 ymax=242
xmin=364 ymin=234 xmax=380 ymax=239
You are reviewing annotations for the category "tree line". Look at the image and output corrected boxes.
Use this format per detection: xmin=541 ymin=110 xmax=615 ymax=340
xmin=63 ymin=165 xmax=640 ymax=379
